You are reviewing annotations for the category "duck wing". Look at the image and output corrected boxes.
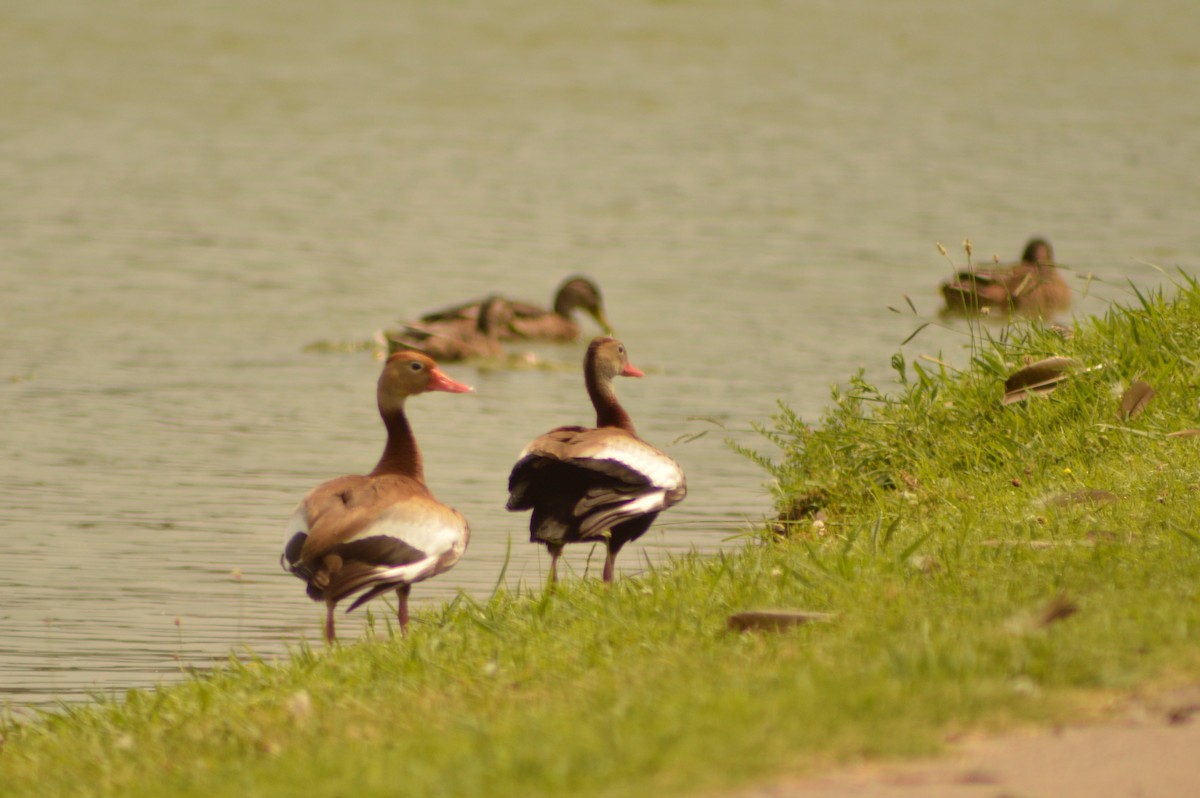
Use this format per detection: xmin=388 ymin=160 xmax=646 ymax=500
xmin=507 ymin=427 xmax=686 ymax=544
xmin=282 ymin=474 xmax=468 ymax=604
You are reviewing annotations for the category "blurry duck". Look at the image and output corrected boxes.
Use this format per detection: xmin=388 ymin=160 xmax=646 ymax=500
xmin=420 ymin=275 xmax=613 ymax=343
xmin=940 ymin=238 xmax=1070 ymax=317
xmin=507 ymin=337 xmax=686 ymax=584
xmin=383 ymin=295 xmax=512 ymax=362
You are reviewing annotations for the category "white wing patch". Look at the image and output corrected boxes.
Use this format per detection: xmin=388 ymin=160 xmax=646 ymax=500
xmin=284 ymin=503 xmax=310 ymax=540
xmin=344 ymin=504 xmax=463 ymax=561
xmin=587 ymin=436 xmax=685 ymax=492
xmin=370 ymin=557 xmax=441 ymax=585
xmin=577 ymin=489 xmax=671 ymax=538
xmin=353 ymin=522 xmax=469 ymax=586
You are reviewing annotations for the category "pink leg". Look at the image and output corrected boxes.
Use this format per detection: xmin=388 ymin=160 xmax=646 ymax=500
xmin=324 ymin=602 xmax=336 ymax=644
xmin=397 ymin=583 xmax=412 ymax=634
xmin=547 ymin=544 xmax=564 ymax=587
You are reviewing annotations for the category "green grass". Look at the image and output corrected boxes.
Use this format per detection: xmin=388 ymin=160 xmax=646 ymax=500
xmin=3 ymin=278 xmax=1200 ymax=797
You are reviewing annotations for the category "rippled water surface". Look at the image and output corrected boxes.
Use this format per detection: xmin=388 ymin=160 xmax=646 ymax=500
xmin=2 ymin=0 xmax=1198 ymax=706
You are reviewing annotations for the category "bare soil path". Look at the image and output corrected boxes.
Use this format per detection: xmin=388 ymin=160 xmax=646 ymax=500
xmin=730 ymin=689 xmax=1200 ymax=798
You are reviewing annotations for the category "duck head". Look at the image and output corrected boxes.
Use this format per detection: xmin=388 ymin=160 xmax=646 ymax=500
xmin=377 ymin=351 xmax=473 ymax=413
xmin=556 ymin=276 xmax=613 ymax=334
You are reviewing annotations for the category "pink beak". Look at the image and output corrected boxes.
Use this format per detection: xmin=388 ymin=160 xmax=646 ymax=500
xmin=427 ymin=368 xmax=475 ymax=393
xmin=622 ymin=362 xmax=645 ymax=378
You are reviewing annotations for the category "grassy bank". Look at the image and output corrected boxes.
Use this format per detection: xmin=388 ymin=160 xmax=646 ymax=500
xmin=4 ymin=280 xmax=1200 ymax=797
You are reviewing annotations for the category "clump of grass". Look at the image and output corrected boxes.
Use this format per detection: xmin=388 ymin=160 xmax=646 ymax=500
xmin=1 ymin=278 xmax=1199 ymax=798
xmin=743 ymin=271 xmax=1200 ymax=535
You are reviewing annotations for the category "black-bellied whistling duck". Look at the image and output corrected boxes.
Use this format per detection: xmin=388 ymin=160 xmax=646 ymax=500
xmin=420 ymin=275 xmax=613 ymax=343
xmin=281 ymin=351 xmax=473 ymax=642
xmin=940 ymin=238 xmax=1070 ymax=317
xmin=383 ymin=295 xmax=512 ymax=362
xmin=506 ymin=337 xmax=686 ymax=583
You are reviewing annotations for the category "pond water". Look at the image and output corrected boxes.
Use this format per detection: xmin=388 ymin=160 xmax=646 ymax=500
xmin=2 ymin=0 xmax=1198 ymax=707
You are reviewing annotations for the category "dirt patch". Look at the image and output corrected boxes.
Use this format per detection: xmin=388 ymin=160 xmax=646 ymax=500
xmin=732 ymin=688 xmax=1200 ymax=798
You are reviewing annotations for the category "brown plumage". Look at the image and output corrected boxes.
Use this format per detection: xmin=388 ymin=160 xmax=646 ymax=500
xmin=281 ymin=351 xmax=473 ymax=642
xmin=383 ymin=295 xmax=512 ymax=362
xmin=940 ymin=238 xmax=1070 ymax=317
xmin=420 ymin=275 xmax=613 ymax=343
xmin=507 ymin=337 xmax=686 ymax=583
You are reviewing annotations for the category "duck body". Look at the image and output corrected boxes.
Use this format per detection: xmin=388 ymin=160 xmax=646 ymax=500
xmin=940 ymin=238 xmax=1070 ymax=317
xmin=506 ymin=337 xmax=685 ymax=583
xmin=384 ymin=295 xmax=511 ymax=362
xmin=282 ymin=475 xmax=468 ymax=610
xmin=420 ymin=275 xmax=612 ymax=343
xmin=281 ymin=351 xmax=472 ymax=641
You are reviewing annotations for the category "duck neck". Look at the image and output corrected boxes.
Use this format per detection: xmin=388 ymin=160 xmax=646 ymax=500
xmin=371 ymin=403 xmax=424 ymax=480
xmin=476 ymin=297 xmax=495 ymax=335
xmin=587 ymin=369 xmax=635 ymax=433
xmin=554 ymin=288 xmax=582 ymax=317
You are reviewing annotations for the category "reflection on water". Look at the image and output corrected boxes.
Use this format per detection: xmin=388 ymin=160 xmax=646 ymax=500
xmin=2 ymin=0 xmax=1197 ymax=707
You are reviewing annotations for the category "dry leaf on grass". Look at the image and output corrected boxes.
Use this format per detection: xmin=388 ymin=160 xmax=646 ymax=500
xmin=1002 ymin=357 xmax=1077 ymax=405
xmin=1118 ymin=381 xmax=1154 ymax=420
xmin=727 ymin=610 xmax=836 ymax=633
xmin=1035 ymin=593 xmax=1080 ymax=627
xmin=1006 ymin=592 xmax=1081 ymax=634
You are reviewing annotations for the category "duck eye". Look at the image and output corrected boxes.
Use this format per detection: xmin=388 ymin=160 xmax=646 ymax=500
xmin=409 ymin=361 xmax=423 ymax=372
xmin=617 ymin=346 xmax=625 ymax=354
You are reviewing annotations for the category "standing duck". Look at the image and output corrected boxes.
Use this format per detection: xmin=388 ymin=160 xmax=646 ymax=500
xmin=940 ymin=238 xmax=1070 ymax=317
xmin=506 ymin=337 xmax=686 ymax=583
xmin=383 ymin=295 xmax=512 ymax=362
xmin=281 ymin=352 xmax=473 ymax=642
xmin=420 ymin=275 xmax=613 ymax=343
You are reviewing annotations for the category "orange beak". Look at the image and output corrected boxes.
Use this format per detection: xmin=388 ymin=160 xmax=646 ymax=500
xmin=622 ymin=362 xmax=644 ymax=378
xmin=427 ymin=368 xmax=475 ymax=393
